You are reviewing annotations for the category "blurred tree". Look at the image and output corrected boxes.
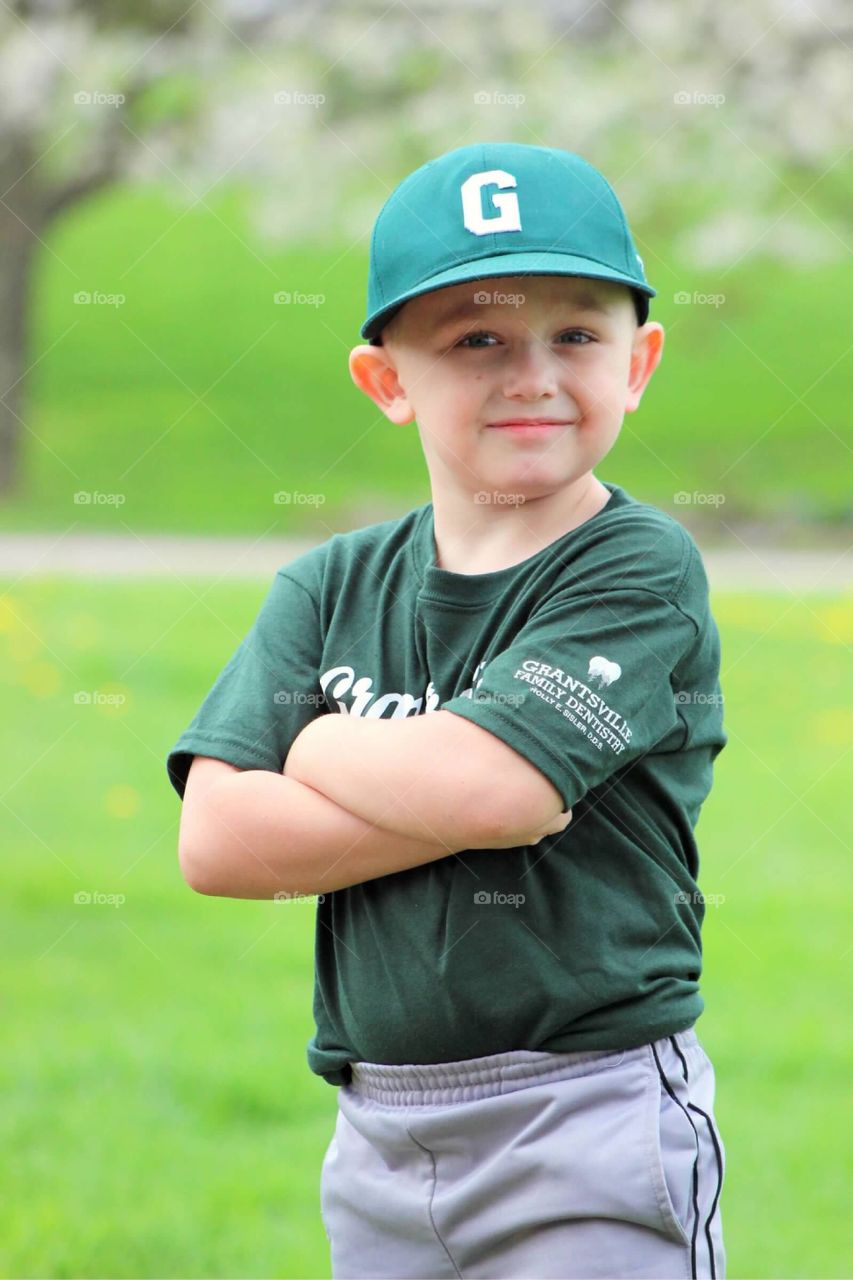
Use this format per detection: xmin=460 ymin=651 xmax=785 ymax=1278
xmin=0 ymin=0 xmax=280 ymax=495
xmin=0 ymin=0 xmax=849 ymax=496
xmin=0 ymin=0 xmax=205 ymax=493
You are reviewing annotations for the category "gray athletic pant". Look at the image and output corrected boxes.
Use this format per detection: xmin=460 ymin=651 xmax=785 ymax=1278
xmin=319 ymin=1027 xmax=726 ymax=1279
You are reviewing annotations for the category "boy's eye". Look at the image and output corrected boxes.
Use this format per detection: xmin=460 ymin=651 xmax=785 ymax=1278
xmin=456 ymin=330 xmax=594 ymax=349
xmin=556 ymin=330 xmax=594 ymax=345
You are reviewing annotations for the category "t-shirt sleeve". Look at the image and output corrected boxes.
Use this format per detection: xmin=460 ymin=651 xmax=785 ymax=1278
xmin=439 ymin=584 xmax=700 ymax=813
xmin=166 ymin=567 xmax=325 ymax=801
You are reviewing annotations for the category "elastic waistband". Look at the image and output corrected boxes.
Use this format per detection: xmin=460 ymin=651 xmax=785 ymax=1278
xmin=347 ymin=1028 xmax=699 ymax=1106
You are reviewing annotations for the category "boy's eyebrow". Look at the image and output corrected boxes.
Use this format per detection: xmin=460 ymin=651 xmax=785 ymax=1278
xmin=432 ymin=287 xmax=614 ymax=328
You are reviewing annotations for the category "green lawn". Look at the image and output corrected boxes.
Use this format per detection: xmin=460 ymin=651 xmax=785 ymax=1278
xmin=2 ymin=575 xmax=851 ymax=1277
xmin=0 ymin=182 xmax=850 ymax=535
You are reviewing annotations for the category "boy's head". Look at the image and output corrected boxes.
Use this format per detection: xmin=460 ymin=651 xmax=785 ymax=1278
xmin=350 ymin=142 xmax=664 ymax=506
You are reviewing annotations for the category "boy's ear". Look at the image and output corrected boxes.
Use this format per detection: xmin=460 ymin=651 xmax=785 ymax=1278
xmin=349 ymin=345 xmax=416 ymax=425
xmin=625 ymin=322 xmax=665 ymax=413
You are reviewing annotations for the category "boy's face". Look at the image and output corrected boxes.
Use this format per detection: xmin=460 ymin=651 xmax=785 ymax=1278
xmin=349 ymin=274 xmax=664 ymax=505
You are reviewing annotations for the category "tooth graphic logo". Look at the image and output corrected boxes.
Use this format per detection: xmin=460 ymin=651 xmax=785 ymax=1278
xmin=587 ymin=655 xmax=622 ymax=688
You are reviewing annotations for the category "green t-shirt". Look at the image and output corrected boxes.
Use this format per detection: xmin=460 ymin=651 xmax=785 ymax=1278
xmin=167 ymin=481 xmax=727 ymax=1087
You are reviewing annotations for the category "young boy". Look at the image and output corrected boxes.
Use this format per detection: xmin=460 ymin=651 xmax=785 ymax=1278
xmin=167 ymin=142 xmax=728 ymax=1279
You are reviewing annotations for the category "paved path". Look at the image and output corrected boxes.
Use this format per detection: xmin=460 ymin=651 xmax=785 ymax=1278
xmin=0 ymin=532 xmax=850 ymax=592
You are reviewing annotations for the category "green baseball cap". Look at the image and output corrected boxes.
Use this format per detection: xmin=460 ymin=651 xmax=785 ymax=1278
xmin=361 ymin=141 xmax=655 ymax=344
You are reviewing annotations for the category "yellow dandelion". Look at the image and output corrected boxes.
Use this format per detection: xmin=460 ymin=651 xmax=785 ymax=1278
xmin=105 ymin=784 xmax=141 ymax=819
xmin=20 ymin=662 xmax=61 ymax=698
xmin=811 ymin=600 xmax=853 ymax=646
xmin=808 ymin=707 xmax=853 ymax=748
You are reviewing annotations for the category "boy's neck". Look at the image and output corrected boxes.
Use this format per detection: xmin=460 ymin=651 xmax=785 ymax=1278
xmin=430 ymin=475 xmax=612 ymax=576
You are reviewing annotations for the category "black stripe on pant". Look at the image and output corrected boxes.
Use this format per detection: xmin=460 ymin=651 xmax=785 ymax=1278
xmin=659 ymin=1035 xmax=724 ymax=1279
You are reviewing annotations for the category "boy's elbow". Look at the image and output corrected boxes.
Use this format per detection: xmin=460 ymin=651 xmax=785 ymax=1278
xmin=476 ymin=771 xmax=564 ymax=846
xmin=435 ymin=714 xmax=564 ymax=845
xmin=470 ymin=802 xmax=522 ymax=848
xmin=441 ymin=787 xmax=525 ymax=849
xmin=178 ymin=837 xmax=221 ymax=896
xmin=177 ymin=777 xmax=237 ymax=896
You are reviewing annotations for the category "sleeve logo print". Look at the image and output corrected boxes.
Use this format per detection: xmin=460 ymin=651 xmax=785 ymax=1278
xmin=514 ymin=656 xmax=632 ymax=757
xmin=587 ymin=655 xmax=622 ymax=687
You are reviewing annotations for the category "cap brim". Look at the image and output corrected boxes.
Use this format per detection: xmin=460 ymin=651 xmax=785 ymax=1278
xmin=361 ymin=250 xmax=655 ymax=341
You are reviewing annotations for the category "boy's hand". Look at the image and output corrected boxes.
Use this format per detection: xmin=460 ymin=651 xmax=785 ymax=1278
xmin=485 ymin=807 xmax=573 ymax=849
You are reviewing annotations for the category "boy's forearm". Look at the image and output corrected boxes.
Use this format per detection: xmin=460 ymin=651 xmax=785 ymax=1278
xmin=283 ymin=712 xmax=488 ymax=846
xmin=181 ymin=770 xmax=462 ymax=900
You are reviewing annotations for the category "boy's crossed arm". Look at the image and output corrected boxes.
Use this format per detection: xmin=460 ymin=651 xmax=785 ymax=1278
xmin=283 ymin=710 xmax=565 ymax=845
xmin=179 ymin=712 xmax=568 ymax=900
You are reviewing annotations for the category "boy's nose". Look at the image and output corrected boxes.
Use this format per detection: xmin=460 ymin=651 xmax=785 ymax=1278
xmin=500 ymin=342 xmax=561 ymax=400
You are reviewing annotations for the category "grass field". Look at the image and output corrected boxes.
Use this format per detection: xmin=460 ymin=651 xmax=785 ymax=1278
xmin=2 ymin=575 xmax=851 ymax=1277
xmin=0 ymin=183 xmax=850 ymax=537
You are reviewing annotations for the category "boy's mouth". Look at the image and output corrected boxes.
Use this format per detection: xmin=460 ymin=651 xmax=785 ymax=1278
xmin=487 ymin=418 xmax=575 ymax=432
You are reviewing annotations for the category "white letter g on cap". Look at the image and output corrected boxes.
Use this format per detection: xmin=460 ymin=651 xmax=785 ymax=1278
xmin=461 ymin=169 xmax=522 ymax=236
